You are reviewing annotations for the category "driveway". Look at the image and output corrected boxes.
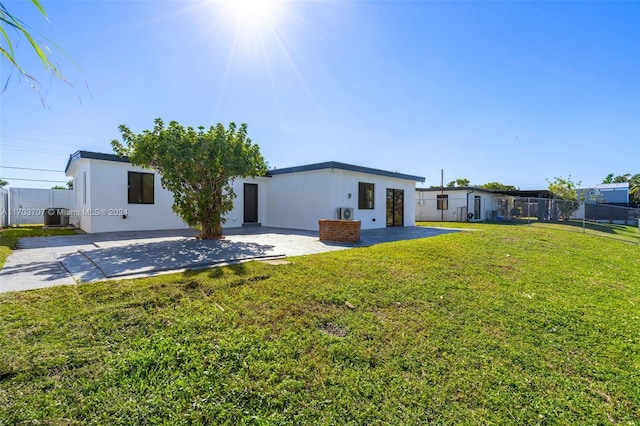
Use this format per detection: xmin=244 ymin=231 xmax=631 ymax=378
xmin=0 ymin=226 xmax=457 ymax=293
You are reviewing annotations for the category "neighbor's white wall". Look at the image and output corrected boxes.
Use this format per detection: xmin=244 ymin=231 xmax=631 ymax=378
xmin=416 ymin=190 xmax=471 ymax=222
xmin=0 ymin=188 xmax=8 ymax=227
xmin=8 ymin=188 xmax=74 ymax=226
xmin=474 ymin=192 xmax=493 ymax=221
xmin=416 ymin=190 xmax=498 ymax=222
xmin=72 ymin=159 xmax=188 ymax=233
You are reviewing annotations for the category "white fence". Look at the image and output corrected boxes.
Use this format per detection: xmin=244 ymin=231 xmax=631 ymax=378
xmin=0 ymin=188 xmax=8 ymax=227
xmin=8 ymin=188 xmax=74 ymax=226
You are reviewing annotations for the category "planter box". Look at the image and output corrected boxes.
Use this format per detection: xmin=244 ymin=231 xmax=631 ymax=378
xmin=318 ymin=219 xmax=361 ymax=243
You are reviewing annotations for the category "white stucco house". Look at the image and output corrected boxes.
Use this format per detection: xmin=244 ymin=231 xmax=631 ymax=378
xmin=64 ymin=151 xmax=425 ymax=233
xmin=415 ymin=187 xmax=505 ymax=222
xmin=416 ymin=187 xmax=559 ymax=222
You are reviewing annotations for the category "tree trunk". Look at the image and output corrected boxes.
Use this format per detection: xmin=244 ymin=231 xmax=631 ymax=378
xmin=199 ymin=186 xmax=224 ymax=239
xmin=200 ymin=220 xmax=223 ymax=239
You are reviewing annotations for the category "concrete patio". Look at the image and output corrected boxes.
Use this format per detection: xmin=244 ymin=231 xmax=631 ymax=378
xmin=0 ymin=226 xmax=457 ymax=293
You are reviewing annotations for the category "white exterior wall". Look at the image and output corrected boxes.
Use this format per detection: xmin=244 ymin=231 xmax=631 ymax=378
xmin=264 ymin=170 xmax=333 ymax=230
xmin=69 ymin=159 xmax=188 ymax=233
xmin=416 ymin=190 xmax=495 ymax=222
xmin=416 ymin=190 xmax=470 ymax=222
xmin=475 ymin=192 xmax=494 ymax=221
xmin=66 ymin=156 xmax=420 ymax=233
xmin=223 ymin=177 xmax=270 ymax=228
xmin=70 ymin=160 xmax=90 ymax=231
xmin=266 ymin=169 xmax=417 ymax=231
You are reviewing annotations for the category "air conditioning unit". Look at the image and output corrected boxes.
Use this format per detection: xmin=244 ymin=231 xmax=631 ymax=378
xmin=44 ymin=208 xmax=70 ymax=227
xmin=338 ymin=207 xmax=354 ymax=220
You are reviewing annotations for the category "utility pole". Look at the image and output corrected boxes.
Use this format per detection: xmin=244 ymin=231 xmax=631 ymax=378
xmin=441 ymin=169 xmax=444 ymax=222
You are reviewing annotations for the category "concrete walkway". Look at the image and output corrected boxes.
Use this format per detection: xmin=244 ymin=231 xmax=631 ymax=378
xmin=0 ymin=226 xmax=457 ymax=293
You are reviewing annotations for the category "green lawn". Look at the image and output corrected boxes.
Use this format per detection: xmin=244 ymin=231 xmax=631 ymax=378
xmin=0 ymin=225 xmax=80 ymax=268
xmin=0 ymin=224 xmax=638 ymax=424
xmin=532 ymin=220 xmax=640 ymax=244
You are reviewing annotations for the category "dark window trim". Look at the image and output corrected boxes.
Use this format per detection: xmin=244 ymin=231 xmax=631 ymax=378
xmin=128 ymin=171 xmax=155 ymax=204
xmin=358 ymin=182 xmax=375 ymax=210
xmin=437 ymin=194 xmax=448 ymax=210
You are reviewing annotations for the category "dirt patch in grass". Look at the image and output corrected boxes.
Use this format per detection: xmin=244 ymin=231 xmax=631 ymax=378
xmin=319 ymin=321 xmax=348 ymax=337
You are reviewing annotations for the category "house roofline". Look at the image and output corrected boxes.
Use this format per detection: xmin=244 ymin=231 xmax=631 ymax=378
xmin=65 ymin=150 xmax=129 ymax=174
xmin=417 ymin=187 xmax=554 ymax=198
xmin=65 ymin=152 xmax=425 ymax=183
xmin=266 ymin=161 xmax=425 ymax=182
xmin=593 ymin=182 xmax=629 ymax=190
xmin=417 ymin=186 xmax=491 ymax=193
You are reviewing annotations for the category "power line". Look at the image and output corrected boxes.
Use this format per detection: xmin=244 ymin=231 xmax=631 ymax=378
xmin=0 ymin=145 xmax=68 ymax=156
xmin=3 ymin=123 xmax=103 ymax=139
xmin=0 ymin=166 xmax=64 ymax=173
xmin=2 ymin=135 xmax=109 ymax=150
xmin=1 ymin=135 xmax=93 ymax=148
xmin=0 ymin=177 xmax=68 ymax=183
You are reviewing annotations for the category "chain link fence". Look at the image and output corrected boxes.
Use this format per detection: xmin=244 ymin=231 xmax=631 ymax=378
xmin=513 ymin=198 xmax=640 ymax=244
xmin=416 ymin=193 xmax=640 ymax=244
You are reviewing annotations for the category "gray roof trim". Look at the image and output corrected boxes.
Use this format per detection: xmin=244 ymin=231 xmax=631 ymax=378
xmin=594 ymin=182 xmax=629 ymax=190
xmin=266 ymin=161 xmax=425 ymax=182
xmin=416 ymin=186 xmax=493 ymax=193
xmin=65 ymin=150 xmax=130 ymax=173
xmin=65 ymin=153 xmax=425 ymax=183
xmin=416 ymin=187 xmax=554 ymax=198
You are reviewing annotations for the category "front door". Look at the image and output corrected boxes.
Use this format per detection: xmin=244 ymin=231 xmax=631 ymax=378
xmin=473 ymin=195 xmax=481 ymax=221
xmin=386 ymin=188 xmax=404 ymax=227
xmin=244 ymin=183 xmax=258 ymax=223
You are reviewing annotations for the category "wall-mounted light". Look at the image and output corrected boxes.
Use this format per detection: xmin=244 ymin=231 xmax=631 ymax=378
xmin=348 ymin=193 xmax=352 ymax=199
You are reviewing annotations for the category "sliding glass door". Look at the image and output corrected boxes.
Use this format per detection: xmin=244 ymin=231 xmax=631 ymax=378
xmin=386 ymin=189 xmax=404 ymax=227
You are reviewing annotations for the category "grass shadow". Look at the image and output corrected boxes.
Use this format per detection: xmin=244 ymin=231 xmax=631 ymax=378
xmin=560 ymin=220 xmax=636 ymax=235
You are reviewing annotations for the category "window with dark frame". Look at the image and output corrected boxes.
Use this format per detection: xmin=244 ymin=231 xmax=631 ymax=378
xmin=358 ymin=182 xmax=375 ymax=209
xmin=128 ymin=171 xmax=155 ymax=204
xmin=437 ymin=194 xmax=448 ymax=210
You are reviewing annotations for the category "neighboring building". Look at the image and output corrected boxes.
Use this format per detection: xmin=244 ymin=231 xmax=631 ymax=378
xmin=416 ymin=187 xmax=553 ymax=222
xmin=587 ymin=183 xmax=630 ymax=205
xmin=416 ymin=187 xmax=501 ymax=222
xmin=64 ymin=151 xmax=425 ymax=233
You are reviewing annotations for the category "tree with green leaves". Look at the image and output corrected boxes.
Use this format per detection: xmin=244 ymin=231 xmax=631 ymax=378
xmin=547 ymin=176 xmax=583 ymax=221
xmin=0 ymin=178 xmax=8 ymax=188
xmin=602 ymin=173 xmax=632 ymax=184
xmin=1 ymin=0 xmax=68 ymax=98
xmin=629 ymin=173 xmax=640 ymax=204
xmin=112 ymin=119 xmax=267 ymax=239
xmin=602 ymin=173 xmax=614 ymax=184
xmin=481 ymin=182 xmax=517 ymax=191
xmin=51 ymin=180 xmax=72 ymax=190
xmin=446 ymin=178 xmax=470 ymax=188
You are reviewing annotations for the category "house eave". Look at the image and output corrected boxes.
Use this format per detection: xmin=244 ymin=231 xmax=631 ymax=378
xmin=266 ymin=161 xmax=425 ymax=182
xmin=65 ymin=150 xmax=130 ymax=175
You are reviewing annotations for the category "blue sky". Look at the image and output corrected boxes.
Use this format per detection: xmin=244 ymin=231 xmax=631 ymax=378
xmin=1 ymin=0 xmax=639 ymax=189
